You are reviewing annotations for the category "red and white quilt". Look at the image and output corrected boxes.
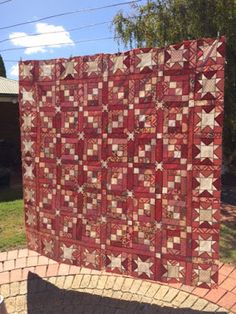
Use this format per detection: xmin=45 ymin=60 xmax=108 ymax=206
xmin=19 ymin=37 xmax=225 ymax=287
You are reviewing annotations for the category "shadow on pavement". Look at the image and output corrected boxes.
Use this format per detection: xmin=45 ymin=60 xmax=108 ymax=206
xmin=27 ymin=272 xmax=228 ymax=314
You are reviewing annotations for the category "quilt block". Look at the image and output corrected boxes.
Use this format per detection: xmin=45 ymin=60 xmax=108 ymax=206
xmin=19 ymin=37 xmax=225 ymax=287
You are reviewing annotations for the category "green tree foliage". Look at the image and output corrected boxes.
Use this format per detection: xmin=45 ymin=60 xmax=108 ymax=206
xmin=0 ymin=55 xmax=6 ymax=78
xmin=113 ymin=0 xmax=236 ymax=166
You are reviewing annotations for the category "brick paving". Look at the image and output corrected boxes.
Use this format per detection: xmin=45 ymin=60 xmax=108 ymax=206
xmin=0 ymin=249 xmax=234 ymax=313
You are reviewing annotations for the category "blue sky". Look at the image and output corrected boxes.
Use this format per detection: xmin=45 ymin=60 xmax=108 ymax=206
xmin=0 ymin=0 xmax=145 ymax=79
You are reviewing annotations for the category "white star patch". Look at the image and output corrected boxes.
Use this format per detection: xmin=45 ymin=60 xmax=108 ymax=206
xmin=137 ymin=52 xmax=153 ymax=70
xmin=200 ymin=40 xmax=219 ymax=62
xmin=43 ymin=240 xmax=54 ymax=254
xmin=20 ymin=63 xmax=33 ymax=78
xmin=22 ymin=89 xmax=34 ymax=103
xmin=41 ymin=64 xmax=53 ymax=77
xmin=78 ymin=132 xmax=85 ymax=140
xmin=22 ymin=114 xmax=33 ymax=130
xmin=23 ymin=139 xmax=34 ymax=154
xmin=197 ymin=173 xmax=216 ymax=193
xmin=101 ymin=160 xmax=108 ymax=168
xmin=61 ymin=61 xmax=77 ymax=78
xmin=127 ymin=132 xmax=134 ymax=141
xmin=197 ymin=236 xmax=215 ymax=254
xmin=24 ymin=164 xmax=34 ymax=179
xmin=108 ymin=254 xmax=124 ymax=271
xmin=84 ymin=249 xmax=96 ymax=266
xmin=102 ymin=104 xmax=108 ymax=112
xmin=55 ymin=106 xmax=61 ymax=113
xmin=56 ymin=158 xmax=62 ymax=166
xmin=87 ymin=57 xmax=99 ymax=74
xmin=196 ymin=207 xmax=217 ymax=225
xmin=25 ymin=188 xmax=35 ymax=202
xmin=198 ymin=110 xmax=217 ymax=129
xmin=155 ymin=161 xmax=163 ymax=171
xmin=61 ymin=244 xmax=76 ymax=261
xmin=196 ymin=143 xmax=216 ymax=161
xmin=26 ymin=212 xmax=36 ymax=226
xmin=111 ymin=55 xmax=127 ymax=73
xmin=199 ymin=74 xmax=220 ymax=97
xmin=167 ymin=45 xmax=187 ymax=67
xmin=136 ymin=257 xmax=153 ymax=277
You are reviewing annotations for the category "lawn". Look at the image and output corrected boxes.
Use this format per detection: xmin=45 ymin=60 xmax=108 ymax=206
xmin=0 ymin=189 xmax=236 ymax=265
xmin=220 ymin=223 xmax=236 ymax=265
xmin=0 ymin=186 xmax=26 ymax=251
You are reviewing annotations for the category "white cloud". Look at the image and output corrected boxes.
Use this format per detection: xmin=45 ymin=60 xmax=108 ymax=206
xmin=10 ymin=64 xmax=19 ymax=77
xmin=9 ymin=22 xmax=74 ymax=55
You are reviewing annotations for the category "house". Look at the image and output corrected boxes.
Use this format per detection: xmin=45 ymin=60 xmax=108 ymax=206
xmin=0 ymin=76 xmax=20 ymax=172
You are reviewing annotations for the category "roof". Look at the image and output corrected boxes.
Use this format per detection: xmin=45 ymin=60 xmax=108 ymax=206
xmin=0 ymin=76 xmax=18 ymax=95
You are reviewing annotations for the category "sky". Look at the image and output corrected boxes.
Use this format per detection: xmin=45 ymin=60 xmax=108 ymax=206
xmin=0 ymin=0 xmax=146 ymax=79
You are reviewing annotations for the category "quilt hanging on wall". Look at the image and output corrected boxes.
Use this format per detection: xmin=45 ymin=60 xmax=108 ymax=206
xmin=19 ymin=37 xmax=225 ymax=288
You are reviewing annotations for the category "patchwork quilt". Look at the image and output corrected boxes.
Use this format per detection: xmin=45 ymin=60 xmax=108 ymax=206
xmin=19 ymin=37 xmax=225 ymax=287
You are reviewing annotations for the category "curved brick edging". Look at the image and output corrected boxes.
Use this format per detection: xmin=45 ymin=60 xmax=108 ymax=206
xmin=0 ymin=274 xmax=228 ymax=314
xmin=0 ymin=249 xmax=234 ymax=313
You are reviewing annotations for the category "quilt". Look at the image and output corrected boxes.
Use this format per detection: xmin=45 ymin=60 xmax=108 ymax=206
xmin=19 ymin=37 xmax=225 ymax=287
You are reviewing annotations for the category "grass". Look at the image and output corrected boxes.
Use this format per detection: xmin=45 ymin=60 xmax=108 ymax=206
xmin=0 ymin=187 xmax=236 ymax=265
xmin=220 ymin=222 xmax=236 ymax=265
xmin=0 ymin=186 xmax=26 ymax=251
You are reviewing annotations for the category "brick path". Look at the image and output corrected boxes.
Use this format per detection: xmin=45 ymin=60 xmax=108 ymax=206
xmin=0 ymin=249 xmax=235 ymax=313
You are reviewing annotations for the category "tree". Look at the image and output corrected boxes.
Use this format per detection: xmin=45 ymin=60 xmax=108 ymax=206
xmin=113 ymin=0 xmax=236 ymax=171
xmin=0 ymin=55 xmax=6 ymax=77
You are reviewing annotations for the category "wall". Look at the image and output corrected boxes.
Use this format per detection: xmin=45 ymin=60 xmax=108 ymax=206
xmin=0 ymin=101 xmax=21 ymax=170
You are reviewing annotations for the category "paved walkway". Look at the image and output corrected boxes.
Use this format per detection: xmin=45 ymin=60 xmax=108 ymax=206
xmin=0 ymin=249 xmax=235 ymax=313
